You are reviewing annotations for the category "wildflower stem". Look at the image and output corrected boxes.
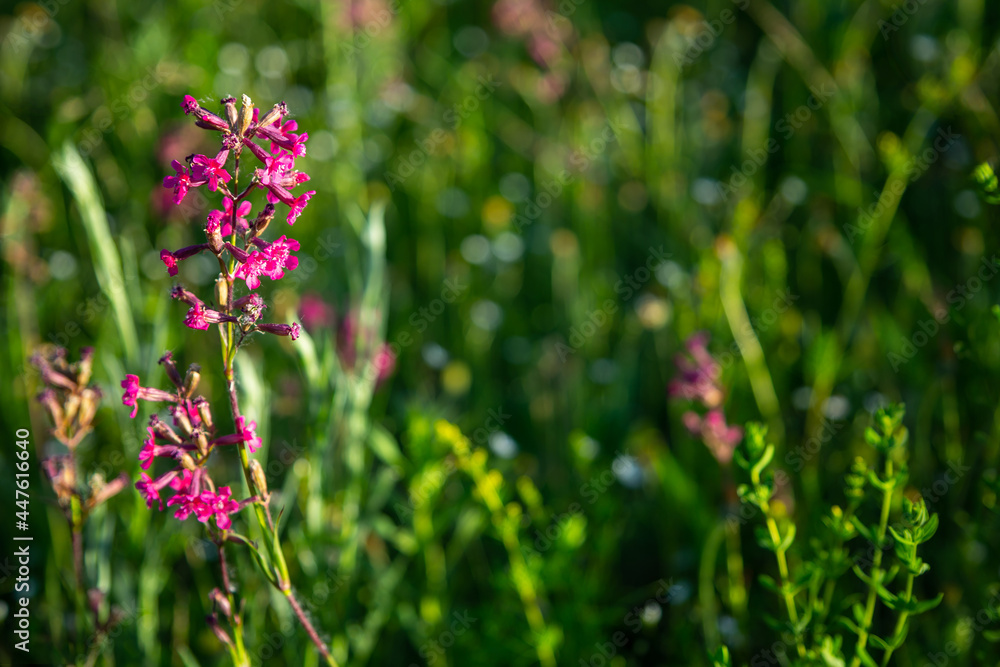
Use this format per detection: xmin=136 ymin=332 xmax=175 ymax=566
xmin=286 ymin=588 xmax=339 ymax=667
xmin=880 ymin=573 xmax=913 ymax=667
xmin=223 ymin=360 xmax=337 ymax=664
xmin=218 ymin=543 xmax=249 ymax=665
xmin=849 ymin=460 xmax=894 ymax=667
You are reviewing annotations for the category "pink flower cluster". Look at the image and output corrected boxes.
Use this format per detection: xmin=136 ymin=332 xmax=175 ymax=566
xmin=157 ymin=95 xmax=307 ymax=340
xmin=127 ymin=353 xmax=261 ymax=531
xmin=163 ymin=96 xmax=313 ymax=225
xmin=669 ymin=333 xmax=743 ymax=465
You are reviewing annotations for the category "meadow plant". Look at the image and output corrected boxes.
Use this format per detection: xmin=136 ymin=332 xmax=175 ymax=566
xmin=731 ymin=405 xmax=942 ymax=666
xmin=31 ymin=346 xmax=130 ymax=660
xmin=119 ymin=94 xmax=335 ymax=666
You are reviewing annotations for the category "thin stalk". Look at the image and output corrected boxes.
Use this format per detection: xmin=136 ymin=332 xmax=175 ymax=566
xmin=849 ymin=461 xmax=894 ymax=667
xmin=880 ymin=563 xmax=915 ymax=665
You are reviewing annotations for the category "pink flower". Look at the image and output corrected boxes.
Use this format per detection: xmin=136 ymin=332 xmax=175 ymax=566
xmin=684 ymin=409 xmax=743 ymax=465
xmin=160 ymin=249 xmax=179 ymax=276
xmin=121 ymin=374 xmax=140 ymax=418
xmin=191 ymin=150 xmax=232 ymax=192
xmin=169 ymin=469 xmax=196 ymax=493
xmin=184 ymin=304 xmax=210 ymax=330
xmin=158 ymin=244 xmax=209 ymax=277
xmin=286 ymin=191 xmax=315 ymax=225
xmin=222 ymin=197 xmax=252 ymax=235
xmin=234 ymin=236 xmax=299 ymax=289
xmin=163 ymin=160 xmax=195 ymax=205
xmin=668 ymin=332 xmax=723 ymax=409
xmin=135 ymin=471 xmax=178 ymax=510
xmin=139 ymin=428 xmax=157 ymax=470
xmin=372 ymin=344 xmax=397 ymax=383
xmin=237 ymin=416 xmax=263 ymax=453
xmin=255 ymin=152 xmax=295 ymax=186
xmin=193 ymin=487 xmax=240 ymax=530
xmin=299 ymin=294 xmax=335 ymax=330
xmin=119 ymin=374 xmax=180 ymax=418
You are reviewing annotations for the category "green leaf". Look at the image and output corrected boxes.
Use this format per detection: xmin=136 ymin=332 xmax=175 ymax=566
xmin=868 ymin=634 xmax=891 ymax=651
xmin=856 ymin=645 xmax=879 ymax=667
xmin=904 ymin=593 xmax=944 ymax=615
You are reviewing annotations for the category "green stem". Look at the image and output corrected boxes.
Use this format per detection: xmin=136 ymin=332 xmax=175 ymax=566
xmin=880 ymin=570 xmax=914 ymax=666
xmin=850 ymin=461 xmax=894 ymax=667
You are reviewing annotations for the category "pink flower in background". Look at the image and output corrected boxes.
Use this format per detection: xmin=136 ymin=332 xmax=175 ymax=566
xmin=669 ymin=333 xmax=742 ymax=465
xmin=683 ymin=410 xmax=743 ymax=465
xmin=299 ymin=294 xmax=335 ymax=330
xmin=668 ymin=332 xmax=723 ymax=408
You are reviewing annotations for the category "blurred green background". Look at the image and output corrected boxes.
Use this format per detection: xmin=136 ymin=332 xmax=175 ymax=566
xmin=2 ymin=0 xmax=1000 ymax=664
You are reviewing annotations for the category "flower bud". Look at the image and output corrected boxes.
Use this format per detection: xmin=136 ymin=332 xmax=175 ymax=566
xmin=184 ymin=364 xmax=201 ymax=396
xmin=64 ymin=392 xmax=81 ymax=427
xmin=251 ymin=203 xmax=275 ymax=238
xmin=78 ymin=387 xmax=101 ymax=431
xmin=257 ymin=101 xmax=287 ymax=129
xmin=194 ymin=428 xmax=209 ymax=457
xmin=77 ymin=347 xmax=95 ymax=387
xmin=171 ymin=404 xmax=194 ymax=437
xmin=37 ymin=388 xmax=64 ymax=429
xmin=221 ymin=97 xmax=238 ymax=129
xmin=256 ymin=322 xmax=301 ymax=341
xmin=239 ymin=94 xmax=254 ymax=137
xmin=150 ymin=414 xmax=184 ymax=444
xmin=180 ymin=453 xmax=198 ymax=470
xmin=216 ymin=275 xmax=229 ymax=309
xmin=195 ymin=397 xmax=214 ymax=431
xmin=250 ymin=459 xmax=269 ymax=501
xmin=159 ymin=351 xmax=185 ymax=389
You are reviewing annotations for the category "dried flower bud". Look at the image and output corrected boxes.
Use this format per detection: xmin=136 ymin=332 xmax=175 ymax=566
xmin=249 ymin=459 xmax=269 ymax=501
xmin=194 ymin=429 xmax=209 ymax=457
xmin=37 ymin=388 xmax=64 ymax=429
xmin=238 ymin=94 xmax=254 ymax=136
xmin=149 ymin=414 xmax=183 ymax=444
xmin=256 ymin=101 xmax=287 ymax=129
xmin=216 ymin=275 xmax=229 ymax=309
xmin=222 ymin=97 xmax=238 ymax=128
xmin=251 ymin=203 xmax=275 ymax=238
xmin=159 ymin=351 xmax=185 ymax=389
xmin=78 ymin=387 xmax=101 ymax=430
xmin=194 ymin=397 xmax=214 ymax=431
xmin=77 ymin=347 xmax=95 ymax=387
xmin=256 ymin=322 xmax=301 ymax=341
xmin=171 ymin=404 xmax=194 ymax=437
xmin=64 ymin=392 xmax=81 ymax=426
xmin=184 ymin=365 xmax=201 ymax=396
xmin=180 ymin=453 xmax=198 ymax=470
xmin=209 ymin=588 xmax=233 ymax=619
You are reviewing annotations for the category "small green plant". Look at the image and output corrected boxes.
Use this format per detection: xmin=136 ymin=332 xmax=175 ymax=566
xmin=727 ymin=404 xmax=941 ymax=666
